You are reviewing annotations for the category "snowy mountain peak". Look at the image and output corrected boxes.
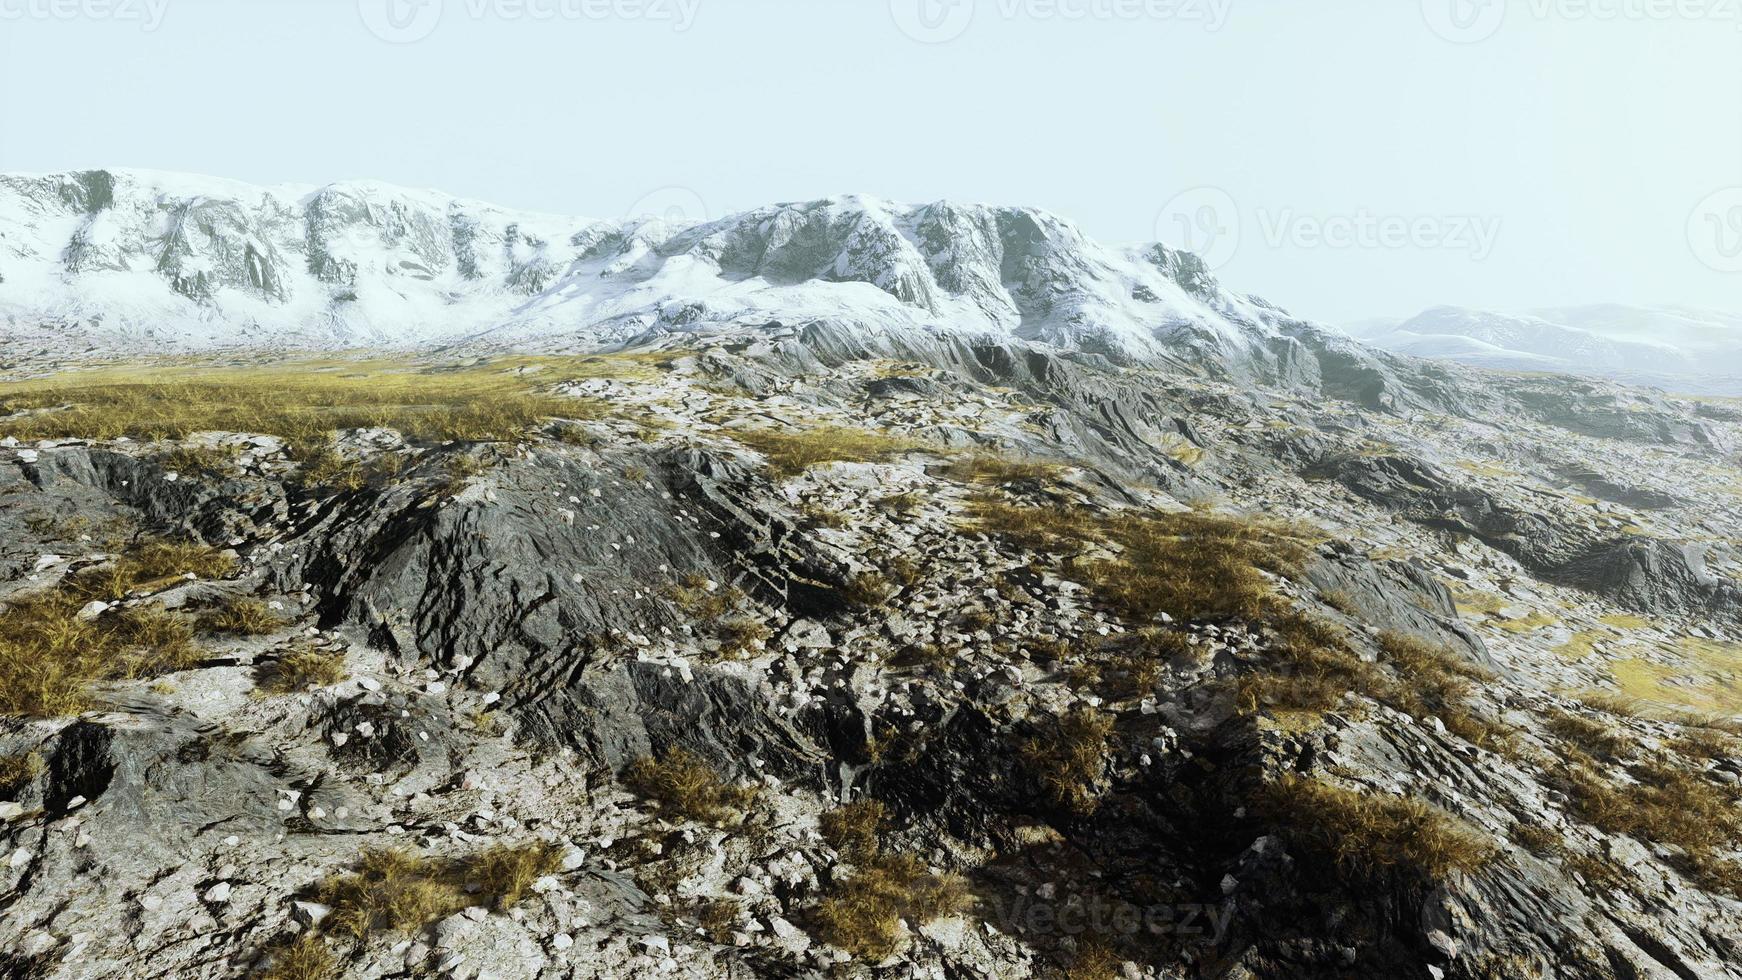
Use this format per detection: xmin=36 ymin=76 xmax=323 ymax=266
xmin=1 ymin=169 xmax=1300 ymax=361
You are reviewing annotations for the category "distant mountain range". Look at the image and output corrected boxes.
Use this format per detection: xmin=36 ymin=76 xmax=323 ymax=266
xmin=1349 ymin=305 xmax=1742 ymax=396
xmin=11 ymin=169 xmax=1734 ymax=406
xmin=0 ymin=169 xmax=1299 ymax=365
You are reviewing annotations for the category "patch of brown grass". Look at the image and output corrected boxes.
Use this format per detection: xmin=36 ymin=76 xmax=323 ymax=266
xmin=318 ymin=848 xmax=467 ymax=941
xmin=1233 ymin=624 xmax=1513 ymax=750
xmin=0 ymin=356 xmax=613 ymax=449
xmin=1234 ymin=612 xmax=1378 ymax=718
xmin=733 ymin=425 xmax=930 ymax=478
xmin=158 ymin=444 xmax=239 ymax=477
xmin=1378 ymin=632 xmax=1514 ymax=751
xmin=1021 ymin=708 xmax=1116 ymax=816
xmin=668 ymin=577 xmax=770 ymax=660
xmin=969 ymin=503 xmax=1315 ymax=624
xmin=876 ymin=491 xmax=923 ymax=516
xmin=694 ymin=897 xmax=745 ymax=942
xmin=713 ymin=617 xmax=772 ymax=660
xmin=1544 ymin=711 xmax=1633 ymax=760
xmin=0 ymin=752 xmax=44 ymax=794
xmin=0 ymin=579 xmax=201 ymax=716
xmin=800 ymin=504 xmax=851 ymax=529
xmin=315 ymin=842 xmax=563 ymax=941
xmin=820 ymin=799 xmax=889 ymax=862
xmin=1259 ymin=775 xmax=1498 ymax=883
xmin=669 ymin=575 xmax=740 ymax=621
xmin=1063 ymin=940 xmax=1124 ymax=980
xmin=258 ymin=934 xmax=337 ymax=980
xmin=812 ymin=852 xmax=971 ymax=960
xmin=294 ymin=447 xmax=406 ymax=494
xmin=198 ymin=596 xmax=282 ymax=636
xmin=66 ymin=540 xmax=236 ymax=601
xmin=841 ymin=571 xmax=894 ymax=608
xmin=946 ymin=454 xmax=1061 ymax=487
xmin=256 ymin=646 xmax=347 ymax=694
xmin=1099 ymin=629 xmax=1193 ymax=701
xmin=1554 ymin=758 xmax=1742 ymax=894
xmin=465 ymin=840 xmax=565 ymax=908
xmin=1673 ymin=728 xmax=1740 ymax=761
xmin=624 ymin=747 xmax=759 ymax=825
xmin=1508 ymin=822 xmax=1564 ymax=857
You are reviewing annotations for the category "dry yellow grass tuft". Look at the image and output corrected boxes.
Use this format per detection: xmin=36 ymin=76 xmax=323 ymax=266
xmin=1234 ymin=612 xmax=1380 ymax=718
xmin=694 ymin=897 xmax=746 ymax=942
xmin=1233 ymin=623 xmax=1512 ymax=748
xmin=669 ymin=574 xmax=740 ymax=621
xmin=1377 ymin=632 xmax=1513 ymax=751
xmin=1260 ymin=775 xmax=1497 ymax=882
xmin=465 ymin=840 xmax=567 ymax=908
xmin=1063 ymin=940 xmax=1125 ymax=980
xmin=257 ymin=935 xmax=337 ymax=980
xmin=1021 ymin=708 xmax=1116 ymax=816
xmin=197 ymin=596 xmax=282 ymax=636
xmin=945 ymin=454 xmax=1062 ymax=486
xmin=157 ymin=444 xmax=240 ymax=477
xmin=67 ymin=540 xmax=237 ymax=601
xmin=820 ymin=799 xmax=889 ymax=862
xmin=624 ymin=747 xmax=759 ymax=825
xmin=1553 ymin=756 xmax=1742 ymax=894
xmin=812 ymin=851 xmax=971 ymax=960
xmin=732 ymin=425 xmax=931 ymax=478
xmin=713 ymin=617 xmax=772 ymax=660
xmin=0 ymin=356 xmax=619 ymax=456
xmin=0 ymin=752 xmax=44 ymax=793
xmin=315 ymin=841 xmax=564 ymax=942
xmin=1099 ymin=628 xmax=1193 ymax=701
xmin=840 ymin=571 xmax=894 ymax=609
xmin=318 ymin=848 xmax=466 ymax=941
xmin=1544 ymin=711 xmax=1632 ymax=759
xmin=257 ymin=646 xmax=348 ymax=695
xmin=968 ymin=503 xmax=1315 ymax=624
xmin=667 ymin=576 xmax=769 ymax=660
xmin=0 ymin=539 xmax=233 ymax=716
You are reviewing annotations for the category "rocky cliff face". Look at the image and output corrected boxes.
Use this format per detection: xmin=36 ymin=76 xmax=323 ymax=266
xmin=1 ymin=321 xmax=1740 ymax=980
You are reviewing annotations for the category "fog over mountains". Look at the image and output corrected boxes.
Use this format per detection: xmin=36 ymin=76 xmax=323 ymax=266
xmin=1350 ymin=305 xmax=1742 ymax=396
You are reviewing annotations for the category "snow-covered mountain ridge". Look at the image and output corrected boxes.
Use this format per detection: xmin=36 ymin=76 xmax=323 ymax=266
xmin=0 ymin=168 xmax=1297 ymax=363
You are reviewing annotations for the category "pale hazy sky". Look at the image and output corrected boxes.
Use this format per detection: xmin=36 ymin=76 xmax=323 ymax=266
xmin=1 ymin=0 xmax=1737 ymax=323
